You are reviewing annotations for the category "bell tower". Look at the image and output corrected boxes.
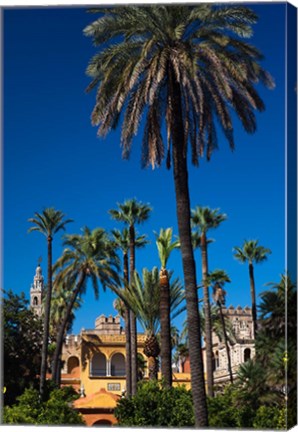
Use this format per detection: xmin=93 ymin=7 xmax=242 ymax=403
xmin=30 ymin=262 xmax=44 ymax=317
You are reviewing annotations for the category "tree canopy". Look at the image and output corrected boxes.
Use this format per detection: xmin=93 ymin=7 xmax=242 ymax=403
xmin=3 ymin=290 xmax=43 ymax=406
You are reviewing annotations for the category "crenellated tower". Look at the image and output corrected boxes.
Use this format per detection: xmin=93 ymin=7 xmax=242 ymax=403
xmin=30 ymin=263 xmax=44 ymax=317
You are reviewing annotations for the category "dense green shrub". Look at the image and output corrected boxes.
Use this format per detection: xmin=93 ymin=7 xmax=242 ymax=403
xmin=114 ymin=380 xmax=194 ymax=427
xmin=3 ymin=386 xmax=85 ymax=425
xmin=253 ymin=405 xmax=286 ymax=429
xmin=207 ymin=386 xmax=238 ymax=428
xmin=208 ymin=384 xmax=288 ymax=429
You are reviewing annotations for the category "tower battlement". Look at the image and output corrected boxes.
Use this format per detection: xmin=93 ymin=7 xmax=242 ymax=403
xmin=95 ymin=315 xmax=122 ymax=334
xmin=222 ymin=305 xmax=252 ymax=316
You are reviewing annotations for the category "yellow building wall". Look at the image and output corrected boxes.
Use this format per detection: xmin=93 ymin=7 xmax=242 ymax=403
xmin=62 ymin=331 xmax=193 ymax=397
xmin=79 ymin=333 xmax=147 ymax=396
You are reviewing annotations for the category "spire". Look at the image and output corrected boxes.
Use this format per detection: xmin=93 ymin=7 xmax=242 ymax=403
xmin=34 ymin=263 xmax=44 ymax=290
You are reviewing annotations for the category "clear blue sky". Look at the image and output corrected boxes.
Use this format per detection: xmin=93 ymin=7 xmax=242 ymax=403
xmin=3 ymin=3 xmax=287 ymax=335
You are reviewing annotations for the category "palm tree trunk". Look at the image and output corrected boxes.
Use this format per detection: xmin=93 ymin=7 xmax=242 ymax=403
xmin=129 ymin=225 xmax=138 ymax=395
xmin=169 ymin=66 xmax=208 ymax=427
xmin=218 ymin=302 xmax=233 ymax=384
xmin=39 ymin=236 xmax=52 ymax=401
xmin=123 ymin=251 xmax=132 ymax=396
xmin=147 ymin=356 xmax=158 ymax=380
xmin=249 ymin=263 xmax=257 ymax=338
xmin=159 ymin=268 xmax=172 ymax=387
xmin=130 ymin=311 xmax=137 ymax=395
xmin=124 ymin=307 xmax=132 ymax=395
xmin=52 ymin=273 xmax=86 ymax=385
xmin=201 ymin=233 xmax=214 ymax=397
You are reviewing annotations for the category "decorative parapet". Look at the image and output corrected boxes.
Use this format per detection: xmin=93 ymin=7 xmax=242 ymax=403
xmin=222 ymin=305 xmax=252 ymax=316
xmin=80 ymin=331 xmax=146 ymax=345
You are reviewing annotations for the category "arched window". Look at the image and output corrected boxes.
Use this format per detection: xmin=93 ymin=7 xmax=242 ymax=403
xmin=91 ymin=352 xmax=107 ymax=376
xmin=111 ymin=353 xmax=125 ymax=376
xmin=33 ymin=296 xmax=38 ymax=305
xmin=244 ymin=348 xmax=251 ymax=362
xmin=67 ymin=356 xmax=80 ymax=374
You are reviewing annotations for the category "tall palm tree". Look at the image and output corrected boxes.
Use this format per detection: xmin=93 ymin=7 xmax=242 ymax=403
xmin=111 ymin=227 xmax=148 ymax=396
xmin=109 ymin=199 xmax=151 ymax=394
xmin=233 ymin=240 xmax=271 ymax=338
xmin=155 ymin=227 xmax=179 ymax=387
xmin=191 ymin=206 xmax=227 ymax=396
xmin=84 ymin=6 xmax=274 ymax=424
xmin=209 ymin=269 xmax=233 ymax=384
xmin=28 ymin=207 xmax=73 ymax=400
xmin=119 ymin=267 xmax=184 ymax=380
xmin=51 ymin=227 xmax=120 ymax=385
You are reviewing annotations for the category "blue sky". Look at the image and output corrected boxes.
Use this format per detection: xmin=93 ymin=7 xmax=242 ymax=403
xmin=3 ymin=3 xmax=288 ymax=335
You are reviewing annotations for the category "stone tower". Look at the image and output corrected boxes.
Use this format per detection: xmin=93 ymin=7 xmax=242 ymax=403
xmin=30 ymin=263 xmax=44 ymax=317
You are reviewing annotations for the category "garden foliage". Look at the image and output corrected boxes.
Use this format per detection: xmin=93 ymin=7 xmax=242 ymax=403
xmin=3 ymin=386 xmax=85 ymax=425
xmin=114 ymin=380 xmax=194 ymax=427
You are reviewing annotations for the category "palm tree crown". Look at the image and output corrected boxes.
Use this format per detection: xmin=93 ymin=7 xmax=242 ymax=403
xmin=84 ymin=5 xmax=274 ymax=168
xmin=209 ymin=269 xmax=231 ymax=305
xmin=233 ymin=239 xmax=271 ymax=340
xmin=109 ymin=199 xmax=152 ymax=227
xmin=155 ymin=228 xmax=180 ymax=268
xmin=258 ymin=274 xmax=296 ymax=338
xmin=55 ymin=227 xmax=120 ymax=292
xmin=191 ymin=206 xmax=227 ymax=235
xmin=28 ymin=208 xmax=73 ymax=240
xmin=233 ymin=240 xmax=272 ymax=265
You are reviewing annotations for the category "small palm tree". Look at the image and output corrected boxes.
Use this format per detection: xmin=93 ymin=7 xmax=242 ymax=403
xmin=51 ymin=227 xmax=120 ymax=385
xmin=258 ymin=274 xmax=296 ymax=339
xmin=109 ymin=199 xmax=151 ymax=394
xmin=191 ymin=206 xmax=227 ymax=396
xmin=209 ymin=269 xmax=233 ymax=384
xmin=28 ymin=207 xmax=73 ymax=400
xmin=155 ymin=228 xmax=180 ymax=387
xmin=112 ymin=227 xmax=147 ymax=395
xmin=233 ymin=240 xmax=271 ymax=338
xmin=118 ymin=267 xmax=184 ymax=380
